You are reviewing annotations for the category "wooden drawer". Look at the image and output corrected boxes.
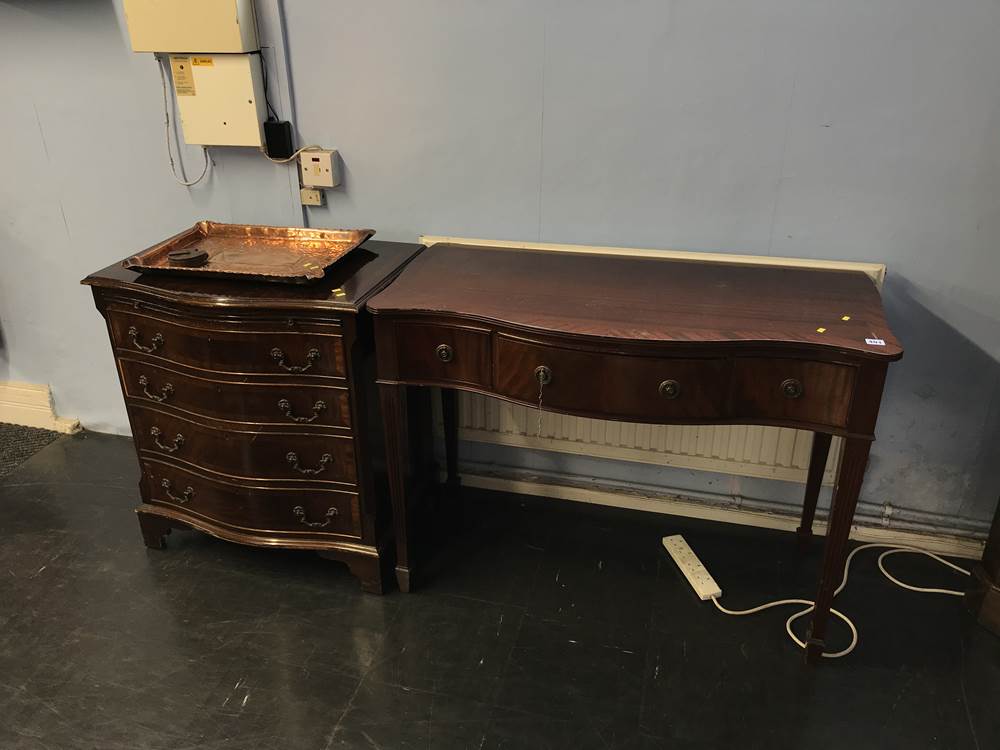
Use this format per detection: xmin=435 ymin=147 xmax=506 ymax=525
xmin=494 ymin=336 xmax=729 ymax=422
xmin=131 ymin=406 xmax=357 ymax=485
xmin=394 ymin=321 xmax=491 ymax=387
xmin=119 ymin=359 xmax=352 ymax=430
xmin=142 ymin=460 xmax=361 ymax=538
xmin=731 ymin=358 xmax=857 ymax=429
xmin=107 ymin=306 xmax=346 ymax=378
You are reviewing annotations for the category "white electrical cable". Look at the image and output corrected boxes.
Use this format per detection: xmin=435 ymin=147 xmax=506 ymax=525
xmin=711 ymin=543 xmax=970 ymax=658
xmin=260 ymin=144 xmax=324 ymax=163
xmin=157 ymin=56 xmax=210 ymax=187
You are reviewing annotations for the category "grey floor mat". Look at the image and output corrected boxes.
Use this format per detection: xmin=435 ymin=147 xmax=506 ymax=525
xmin=0 ymin=422 xmax=61 ymax=479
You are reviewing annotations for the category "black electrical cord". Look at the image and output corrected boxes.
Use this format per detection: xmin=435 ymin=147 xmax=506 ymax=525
xmin=254 ymin=48 xmax=280 ymax=121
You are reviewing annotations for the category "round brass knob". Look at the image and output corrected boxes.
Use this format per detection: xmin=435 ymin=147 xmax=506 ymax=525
xmin=534 ymin=365 xmax=552 ymax=385
xmin=658 ymin=379 xmax=680 ymax=399
xmin=781 ymin=378 xmax=804 ymax=399
xmin=436 ymin=344 xmax=454 ymax=363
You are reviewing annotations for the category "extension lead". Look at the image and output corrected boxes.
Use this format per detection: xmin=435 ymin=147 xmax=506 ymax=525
xmin=663 ymin=536 xmax=971 ymax=659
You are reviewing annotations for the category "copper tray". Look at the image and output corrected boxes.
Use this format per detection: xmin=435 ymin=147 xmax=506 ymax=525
xmin=123 ymin=221 xmax=375 ymax=284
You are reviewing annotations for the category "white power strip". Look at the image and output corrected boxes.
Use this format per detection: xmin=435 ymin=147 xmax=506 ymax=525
xmin=662 ymin=535 xmax=722 ymax=600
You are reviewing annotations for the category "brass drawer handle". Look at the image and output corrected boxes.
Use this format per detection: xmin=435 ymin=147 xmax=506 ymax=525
xmin=150 ymin=427 xmax=185 ymax=453
xmin=271 ymin=347 xmax=321 ymax=373
xmin=286 ymin=451 xmax=334 ymax=475
xmin=138 ymin=374 xmax=173 ymax=403
xmin=128 ymin=326 xmax=164 ymax=353
xmin=658 ymin=379 xmax=680 ymax=399
xmin=293 ymin=505 xmax=339 ymax=528
xmin=781 ymin=378 xmax=804 ymax=399
xmin=160 ymin=478 xmax=194 ymax=505
xmin=534 ymin=365 xmax=552 ymax=385
xmin=436 ymin=344 xmax=454 ymax=363
xmin=277 ymin=398 xmax=327 ymax=423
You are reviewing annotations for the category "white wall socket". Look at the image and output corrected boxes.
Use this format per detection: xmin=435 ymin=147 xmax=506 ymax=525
xmin=299 ymin=149 xmax=339 ymax=188
xmin=300 ymin=187 xmax=324 ymax=206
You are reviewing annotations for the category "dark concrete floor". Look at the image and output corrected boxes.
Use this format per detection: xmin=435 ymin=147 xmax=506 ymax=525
xmin=1 ymin=432 xmax=997 ymax=749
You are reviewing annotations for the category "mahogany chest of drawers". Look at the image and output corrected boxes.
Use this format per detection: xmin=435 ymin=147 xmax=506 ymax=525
xmin=83 ymin=239 xmax=423 ymax=593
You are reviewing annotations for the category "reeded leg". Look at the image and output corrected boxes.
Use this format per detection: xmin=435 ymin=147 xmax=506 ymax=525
xmin=137 ymin=511 xmax=173 ymax=549
xmin=965 ymin=498 xmax=1000 ymax=635
xmin=440 ymin=388 xmax=462 ymax=528
xmin=805 ymin=437 xmax=871 ymax=664
xmin=380 ymin=383 xmax=413 ymax=592
xmin=441 ymin=387 xmax=460 ymax=489
xmin=797 ymin=432 xmax=832 ymax=550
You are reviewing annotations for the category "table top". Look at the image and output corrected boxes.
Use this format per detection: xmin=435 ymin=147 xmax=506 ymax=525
xmin=367 ymin=243 xmax=903 ymax=360
xmin=83 ymin=240 xmax=424 ymax=313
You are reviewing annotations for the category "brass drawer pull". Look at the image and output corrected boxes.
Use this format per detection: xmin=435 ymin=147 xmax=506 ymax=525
xmin=781 ymin=378 xmax=804 ymax=399
xmin=150 ymin=427 xmax=185 ymax=453
xmin=436 ymin=344 xmax=454 ymax=363
xmin=138 ymin=374 xmax=174 ymax=403
xmin=128 ymin=326 xmax=164 ymax=353
xmin=293 ymin=505 xmax=339 ymax=528
xmin=534 ymin=365 xmax=552 ymax=385
xmin=277 ymin=398 xmax=327 ymax=423
xmin=658 ymin=379 xmax=680 ymax=399
xmin=271 ymin=347 xmax=321 ymax=373
xmin=286 ymin=451 xmax=334 ymax=475
xmin=160 ymin=478 xmax=194 ymax=505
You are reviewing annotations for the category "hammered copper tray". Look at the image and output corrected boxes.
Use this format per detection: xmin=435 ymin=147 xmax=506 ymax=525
xmin=123 ymin=222 xmax=375 ymax=284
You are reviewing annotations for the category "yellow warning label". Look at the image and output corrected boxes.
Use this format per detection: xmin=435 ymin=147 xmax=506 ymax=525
xmin=192 ymin=57 xmax=214 ymax=67
xmin=170 ymin=57 xmax=196 ymax=96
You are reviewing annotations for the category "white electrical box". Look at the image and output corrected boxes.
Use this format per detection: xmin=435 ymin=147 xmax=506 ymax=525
xmin=300 ymin=188 xmax=325 ymax=207
xmin=123 ymin=0 xmax=259 ymax=53
xmin=300 ymin=150 xmax=339 ymax=188
xmin=169 ymin=55 xmax=265 ymax=147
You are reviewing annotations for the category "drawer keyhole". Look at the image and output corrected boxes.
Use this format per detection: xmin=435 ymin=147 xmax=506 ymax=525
xmin=534 ymin=366 xmax=552 ymax=386
xmin=781 ymin=378 xmax=804 ymax=399
xmin=436 ymin=344 xmax=454 ymax=363
xmin=658 ymin=379 xmax=680 ymax=399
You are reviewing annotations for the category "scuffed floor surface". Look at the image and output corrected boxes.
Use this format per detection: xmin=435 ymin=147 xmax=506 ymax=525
xmin=1 ymin=432 xmax=998 ymax=749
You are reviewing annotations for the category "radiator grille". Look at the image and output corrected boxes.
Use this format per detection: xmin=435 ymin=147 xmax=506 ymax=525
xmin=452 ymin=391 xmax=838 ymax=483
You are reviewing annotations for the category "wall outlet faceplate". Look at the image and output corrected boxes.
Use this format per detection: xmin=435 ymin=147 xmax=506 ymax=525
xmin=300 ymin=187 xmax=324 ymax=206
xmin=299 ymin=149 xmax=339 ymax=188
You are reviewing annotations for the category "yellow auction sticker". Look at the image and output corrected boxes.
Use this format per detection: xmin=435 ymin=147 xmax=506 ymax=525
xmin=191 ymin=57 xmax=214 ymax=67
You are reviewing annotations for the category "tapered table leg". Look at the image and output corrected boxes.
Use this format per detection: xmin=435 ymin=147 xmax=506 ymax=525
xmin=440 ymin=388 xmax=462 ymax=527
xmin=379 ymin=383 xmax=413 ymax=592
xmin=805 ymin=437 xmax=871 ymax=663
xmin=797 ymin=432 xmax=832 ymax=550
xmin=965 ymin=496 xmax=1000 ymax=635
xmin=441 ymin=387 xmax=460 ymax=489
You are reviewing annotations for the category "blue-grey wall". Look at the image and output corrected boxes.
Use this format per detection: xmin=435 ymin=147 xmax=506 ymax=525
xmin=1 ymin=1 xmax=998 ymax=534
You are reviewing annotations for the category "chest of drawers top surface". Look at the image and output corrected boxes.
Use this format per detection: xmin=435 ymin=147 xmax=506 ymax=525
xmin=83 ymin=239 xmax=423 ymax=314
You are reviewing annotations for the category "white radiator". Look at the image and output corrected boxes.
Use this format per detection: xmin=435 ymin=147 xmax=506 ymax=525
xmin=451 ymin=391 xmax=840 ymax=484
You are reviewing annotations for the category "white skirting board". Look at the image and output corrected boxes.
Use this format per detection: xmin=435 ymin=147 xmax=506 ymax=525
xmin=0 ymin=381 xmax=80 ymax=434
xmin=454 ymin=466 xmax=986 ymax=560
